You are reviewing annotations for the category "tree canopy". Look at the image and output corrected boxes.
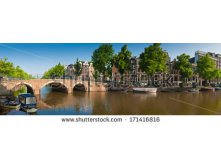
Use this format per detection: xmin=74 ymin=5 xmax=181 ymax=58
xmin=197 ymin=54 xmax=219 ymax=81
xmin=73 ymin=58 xmax=82 ymax=77
xmin=0 ymin=57 xmax=32 ymax=79
xmin=42 ymin=62 xmax=65 ymax=79
xmin=112 ymin=45 xmax=132 ymax=75
xmin=174 ymin=53 xmax=193 ymax=79
xmin=91 ymin=44 xmax=114 ymax=78
xmin=139 ymin=43 xmax=169 ymax=76
xmin=213 ymin=69 xmax=221 ymax=79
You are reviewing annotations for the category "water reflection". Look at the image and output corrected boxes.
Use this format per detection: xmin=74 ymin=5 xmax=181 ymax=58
xmin=2 ymin=89 xmax=221 ymax=115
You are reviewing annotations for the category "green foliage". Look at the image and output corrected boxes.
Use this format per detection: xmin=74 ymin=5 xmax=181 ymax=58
xmin=91 ymin=44 xmax=114 ymax=78
xmin=42 ymin=62 xmax=65 ymax=79
xmin=112 ymin=45 xmax=132 ymax=75
xmin=93 ymin=70 xmax=100 ymax=80
xmin=0 ymin=57 xmax=15 ymax=77
xmin=197 ymin=54 xmax=219 ymax=81
xmin=73 ymin=58 xmax=82 ymax=76
xmin=175 ymin=53 xmax=193 ymax=79
xmin=13 ymin=85 xmax=27 ymax=97
xmin=139 ymin=43 xmax=169 ymax=76
xmin=0 ymin=57 xmax=32 ymax=79
xmin=14 ymin=66 xmax=33 ymax=79
xmin=213 ymin=69 xmax=221 ymax=79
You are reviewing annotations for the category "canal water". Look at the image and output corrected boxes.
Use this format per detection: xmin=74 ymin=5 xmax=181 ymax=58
xmin=1 ymin=86 xmax=221 ymax=115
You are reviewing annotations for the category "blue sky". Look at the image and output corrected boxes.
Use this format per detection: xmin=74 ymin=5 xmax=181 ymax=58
xmin=0 ymin=43 xmax=221 ymax=75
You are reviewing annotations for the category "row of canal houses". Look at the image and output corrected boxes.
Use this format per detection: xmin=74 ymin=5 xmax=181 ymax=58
xmin=65 ymin=61 xmax=94 ymax=81
xmin=64 ymin=50 xmax=221 ymax=87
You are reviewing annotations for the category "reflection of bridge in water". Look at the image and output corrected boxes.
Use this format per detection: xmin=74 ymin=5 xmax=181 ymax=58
xmin=1 ymin=79 xmax=107 ymax=95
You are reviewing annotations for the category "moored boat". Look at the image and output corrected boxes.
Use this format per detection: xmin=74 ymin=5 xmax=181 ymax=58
xmin=18 ymin=93 xmax=38 ymax=113
xmin=108 ymin=87 xmax=124 ymax=92
xmin=133 ymin=87 xmax=157 ymax=93
xmin=0 ymin=96 xmax=8 ymax=104
xmin=215 ymin=87 xmax=221 ymax=91
xmin=0 ymin=96 xmax=20 ymax=109
xmin=200 ymin=87 xmax=215 ymax=92
xmin=2 ymin=101 xmax=20 ymax=109
xmin=188 ymin=88 xmax=200 ymax=92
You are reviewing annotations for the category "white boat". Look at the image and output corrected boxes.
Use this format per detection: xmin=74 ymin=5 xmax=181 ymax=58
xmin=133 ymin=87 xmax=157 ymax=93
xmin=188 ymin=88 xmax=199 ymax=92
xmin=22 ymin=108 xmax=38 ymax=113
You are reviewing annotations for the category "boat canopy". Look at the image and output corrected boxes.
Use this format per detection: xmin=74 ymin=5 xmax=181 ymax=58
xmin=18 ymin=93 xmax=37 ymax=104
xmin=19 ymin=93 xmax=35 ymax=98
xmin=26 ymin=97 xmax=37 ymax=104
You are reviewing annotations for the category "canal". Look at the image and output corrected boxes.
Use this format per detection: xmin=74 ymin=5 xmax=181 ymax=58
xmin=1 ymin=86 xmax=221 ymax=115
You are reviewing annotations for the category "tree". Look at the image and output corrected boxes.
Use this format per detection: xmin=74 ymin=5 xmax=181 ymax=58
xmin=42 ymin=62 xmax=65 ymax=79
xmin=112 ymin=45 xmax=132 ymax=79
xmin=213 ymin=69 xmax=221 ymax=83
xmin=197 ymin=54 xmax=219 ymax=84
xmin=0 ymin=57 xmax=15 ymax=77
xmin=73 ymin=58 xmax=82 ymax=77
xmin=93 ymin=70 xmax=100 ymax=81
xmin=174 ymin=53 xmax=193 ymax=85
xmin=0 ymin=57 xmax=32 ymax=79
xmin=91 ymin=44 xmax=114 ymax=79
xmin=139 ymin=43 xmax=169 ymax=86
xmin=14 ymin=66 xmax=30 ymax=79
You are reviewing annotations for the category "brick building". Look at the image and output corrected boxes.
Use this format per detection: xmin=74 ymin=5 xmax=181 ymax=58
xmin=194 ymin=50 xmax=221 ymax=70
xmin=65 ymin=61 xmax=94 ymax=80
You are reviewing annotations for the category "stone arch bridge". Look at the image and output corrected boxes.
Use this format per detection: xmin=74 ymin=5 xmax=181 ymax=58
xmin=1 ymin=79 xmax=107 ymax=95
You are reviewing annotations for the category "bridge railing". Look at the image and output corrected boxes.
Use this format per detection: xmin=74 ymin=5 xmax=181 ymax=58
xmin=0 ymin=77 xmax=25 ymax=84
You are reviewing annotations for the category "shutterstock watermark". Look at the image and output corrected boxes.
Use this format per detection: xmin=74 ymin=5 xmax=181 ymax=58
xmin=61 ymin=116 xmax=123 ymax=123
xmin=61 ymin=116 xmax=161 ymax=123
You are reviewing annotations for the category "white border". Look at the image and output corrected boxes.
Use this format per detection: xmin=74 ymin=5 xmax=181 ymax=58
xmin=1 ymin=0 xmax=221 ymax=167
xmin=0 ymin=0 xmax=221 ymax=43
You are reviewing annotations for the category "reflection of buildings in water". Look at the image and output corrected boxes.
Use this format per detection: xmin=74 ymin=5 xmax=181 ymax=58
xmin=71 ymin=92 xmax=91 ymax=112
xmin=39 ymin=90 xmax=160 ymax=115
xmin=89 ymin=92 xmax=159 ymax=115
xmin=37 ymin=91 xmax=221 ymax=115
xmin=40 ymin=91 xmax=92 ymax=112
xmin=132 ymin=93 xmax=157 ymax=100
xmin=89 ymin=92 xmax=111 ymax=115
xmin=5 ymin=91 xmax=221 ymax=115
xmin=39 ymin=91 xmax=68 ymax=107
xmin=108 ymin=93 xmax=139 ymax=115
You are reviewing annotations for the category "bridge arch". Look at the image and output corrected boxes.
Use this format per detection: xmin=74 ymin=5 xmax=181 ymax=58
xmin=73 ymin=83 xmax=87 ymax=91
xmin=40 ymin=80 xmax=69 ymax=93
xmin=13 ymin=82 xmax=34 ymax=94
